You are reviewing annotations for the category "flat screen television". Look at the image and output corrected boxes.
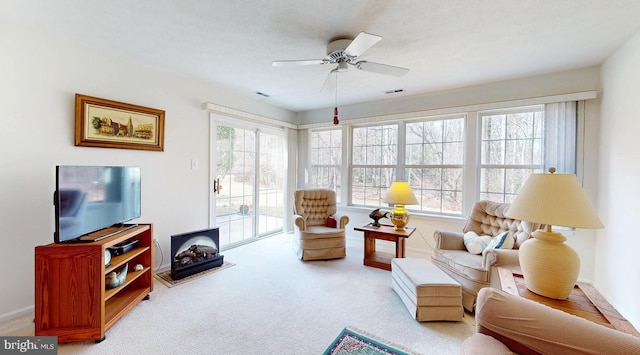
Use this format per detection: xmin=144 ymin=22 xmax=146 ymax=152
xmin=54 ymin=165 xmax=141 ymax=243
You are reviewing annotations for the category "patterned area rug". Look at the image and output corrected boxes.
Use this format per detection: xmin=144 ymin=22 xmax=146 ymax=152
xmin=324 ymin=327 xmax=420 ymax=355
xmin=154 ymin=261 xmax=235 ymax=288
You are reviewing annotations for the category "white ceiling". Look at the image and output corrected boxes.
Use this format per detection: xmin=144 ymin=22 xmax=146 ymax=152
xmin=3 ymin=0 xmax=640 ymax=112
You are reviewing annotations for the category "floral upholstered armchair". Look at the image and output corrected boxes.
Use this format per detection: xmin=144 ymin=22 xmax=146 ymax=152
xmin=293 ymin=189 xmax=348 ymax=260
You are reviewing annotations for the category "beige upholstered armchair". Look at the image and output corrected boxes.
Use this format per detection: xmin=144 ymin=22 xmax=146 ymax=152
xmin=293 ymin=189 xmax=348 ymax=260
xmin=430 ymin=200 xmax=543 ymax=311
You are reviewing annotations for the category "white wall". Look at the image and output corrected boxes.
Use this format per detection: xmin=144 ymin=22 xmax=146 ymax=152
xmin=0 ymin=21 xmax=295 ymax=319
xmin=297 ymin=66 xmax=601 ymax=124
xmin=598 ymin=29 xmax=640 ymax=329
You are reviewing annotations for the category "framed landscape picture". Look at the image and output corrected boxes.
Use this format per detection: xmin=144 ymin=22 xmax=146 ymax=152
xmin=75 ymin=94 xmax=165 ymax=151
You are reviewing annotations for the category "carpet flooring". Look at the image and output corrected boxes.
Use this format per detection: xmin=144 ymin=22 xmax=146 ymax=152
xmin=2 ymin=232 xmax=474 ymax=354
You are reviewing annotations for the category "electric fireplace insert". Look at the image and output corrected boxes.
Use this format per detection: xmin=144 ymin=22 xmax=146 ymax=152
xmin=170 ymin=228 xmax=223 ymax=280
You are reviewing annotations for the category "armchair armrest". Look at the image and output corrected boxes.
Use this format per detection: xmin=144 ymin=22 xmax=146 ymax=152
xmin=484 ymin=249 xmax=522 ymax=288
xmin=332 ymin=214 xmax=349 ymax=229
xmin=469 ymin=288 xmax=640 ymax=355
xmin=293 ymin=214 xmax=306 ymax=231
xmin=434 ymin=230 xmax=465 ymax=250
xmin=482 ymin=249 xmax=520 ymax=269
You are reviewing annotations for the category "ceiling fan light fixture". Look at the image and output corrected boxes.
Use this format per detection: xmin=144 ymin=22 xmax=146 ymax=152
xmin=273 ymin=31 xmax=410 ymax=80
xmin=272 ymin=31 xmax=410 ymax=119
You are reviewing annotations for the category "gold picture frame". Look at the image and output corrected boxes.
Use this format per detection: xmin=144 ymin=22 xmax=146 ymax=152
xmin=75 ymin=94 xmax=165 ymax=151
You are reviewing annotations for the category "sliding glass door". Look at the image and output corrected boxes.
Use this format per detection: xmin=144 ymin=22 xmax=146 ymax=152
xmin=258 ymin=131 xmax=285 ymax=235
xmin=212 ymin=121 xmax=284 ymax=248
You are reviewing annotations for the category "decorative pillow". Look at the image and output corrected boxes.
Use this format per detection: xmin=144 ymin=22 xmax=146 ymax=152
xmin=326 ymin=217 xmax=337 ymax=228
xmin=463 ymin=231 xmax=493 ymax=254
xmin=486 ymin=231 xmax=515 ymax=250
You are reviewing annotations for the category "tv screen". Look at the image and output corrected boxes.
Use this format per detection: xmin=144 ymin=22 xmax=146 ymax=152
xmin=54 ymin=165 xmax=141 ymax=243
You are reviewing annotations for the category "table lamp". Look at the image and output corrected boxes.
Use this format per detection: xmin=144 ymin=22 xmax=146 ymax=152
xmin=383 ymin=181 xmax=418 ymax=231
xmin=505 ymin=168 xmax=603 ymax=299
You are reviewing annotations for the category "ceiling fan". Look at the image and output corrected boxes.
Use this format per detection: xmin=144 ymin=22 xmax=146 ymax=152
xmin=272 ymin=32 xmax=410 ymax=92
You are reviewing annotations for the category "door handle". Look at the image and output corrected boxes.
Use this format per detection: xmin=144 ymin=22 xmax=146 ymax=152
xmin=213 ymin=177 xmax=222 ymax=195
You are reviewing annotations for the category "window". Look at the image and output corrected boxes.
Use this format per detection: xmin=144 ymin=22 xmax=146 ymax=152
xmin=406 ymin=117 xmax=465 ymax=214
xmin=479 ymin=107 xmax=545 ymax=203
xmin=351 ymin=124 xmax=397 ymax=206
xmin=310 ymin=129 xmax=342 ymax=199
xmin=307 ymin=101 xmax=578 ymax=217
xmin=349 ymin=117 xmax=464 ymax=213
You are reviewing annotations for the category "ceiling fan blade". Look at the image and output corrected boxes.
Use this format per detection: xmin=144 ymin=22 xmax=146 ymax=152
xmin=344 ymin=32 xmax=382 ymax=57
xmin=355 ymin=61 xmax=409 ymax=77
xmin=321 ymin=68 xmax=337 ymax=93
xmin=272 ymin=59 xmax=326 ymax=67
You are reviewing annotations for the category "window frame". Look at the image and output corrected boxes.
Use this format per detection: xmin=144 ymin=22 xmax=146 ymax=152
xmin=308 ymin=127 xmax=343 ymax=199
xmin=350 ymin=123 xmax=399 ymax=208
xmin=477 ymin=105 xmax=546 ymax=203
xmin=403 ymin=115 xmax=466 ymax=215
xmin=305 ymin=100 xmax=582 ymax=219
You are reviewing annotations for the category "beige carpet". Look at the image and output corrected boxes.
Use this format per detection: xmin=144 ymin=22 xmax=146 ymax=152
xmin=154 ymin=261 xmax=235 ymax=288
xmin=2 ymin=233 xmax=474 ymax=354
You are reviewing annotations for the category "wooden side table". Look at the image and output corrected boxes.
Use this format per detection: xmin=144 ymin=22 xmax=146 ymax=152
xmin=354 ymin=223 xmax=415 ymax=271
xmin=497 ymin=267 xmax=639 ymax=336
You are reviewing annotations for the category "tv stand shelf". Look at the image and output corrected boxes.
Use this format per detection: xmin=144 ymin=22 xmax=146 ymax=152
xmin=35 ymin=224 xmax=154 ymax=343
xmin=104 ymin=266 xmax=150 ymax=301
xmin=106 ymin=246 xmax=148 ymax=274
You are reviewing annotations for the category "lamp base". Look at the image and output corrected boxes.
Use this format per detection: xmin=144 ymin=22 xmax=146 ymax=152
xmin=389 ymin=204 xmax=410 ymax=231
xmin=519 ymin=230 xmax=580 ymax=299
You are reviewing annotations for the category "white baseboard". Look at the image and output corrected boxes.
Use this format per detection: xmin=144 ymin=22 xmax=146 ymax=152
xmin=0 ymin=305 xmax=33 ymax=324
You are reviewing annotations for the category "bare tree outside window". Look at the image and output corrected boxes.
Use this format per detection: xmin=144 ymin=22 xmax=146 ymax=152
xmin=305 ymin=103 xmax=575 ymax=217
xmin=259 ymin=132 xmax=284 ymax=233
xmin=351 ymin=125 xmax=397 ymax=206
xmin=216 ymin=127 xmax=255 ymax=216
xmin=406 ymin=117 xmax=465 ymax=214
xmin=310 ymin=129 xmax=342 ymax=201
xmin=480 ymin=108 xmax=544 ymax=202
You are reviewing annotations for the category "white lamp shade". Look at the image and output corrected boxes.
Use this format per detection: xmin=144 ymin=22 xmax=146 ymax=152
xmin=505 ymin=172 xmax=603 ymax=229
xmin=383 ymin=181 xmax=418 ymax=205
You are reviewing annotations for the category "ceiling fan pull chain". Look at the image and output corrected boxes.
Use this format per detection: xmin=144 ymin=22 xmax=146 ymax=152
xmin=333 ymin=70 xmax=339 ymax=125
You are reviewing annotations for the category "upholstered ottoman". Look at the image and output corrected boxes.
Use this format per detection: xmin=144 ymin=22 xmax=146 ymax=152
xmin=391 ymin=258 xmax=463 ymax=321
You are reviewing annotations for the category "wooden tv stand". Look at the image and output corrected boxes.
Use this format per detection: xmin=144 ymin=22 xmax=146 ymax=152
xmin=35 ymin=224 xmax=154 ymax=343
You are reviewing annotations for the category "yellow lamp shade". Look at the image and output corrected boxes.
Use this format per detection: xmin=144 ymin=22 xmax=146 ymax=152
xmin=383 ymin=181 xmax=418 ymax=231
